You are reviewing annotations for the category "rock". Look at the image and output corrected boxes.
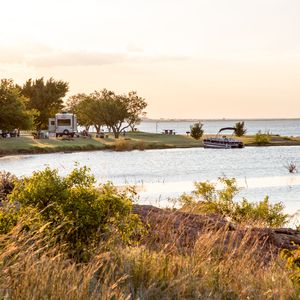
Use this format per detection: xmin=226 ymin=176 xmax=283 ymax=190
xmin=133 ymin=205 xmax=300 ymax=260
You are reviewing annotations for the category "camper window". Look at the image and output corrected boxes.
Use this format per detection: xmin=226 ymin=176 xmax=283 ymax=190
xmin=50 ymin=121 xmax=55 ymax=126
xmin=57 ymin=119 xmax=71 ymax=126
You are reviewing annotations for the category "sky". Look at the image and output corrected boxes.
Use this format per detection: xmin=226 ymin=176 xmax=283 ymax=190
xmin=1 ymin=0 xmax=300 ymax=119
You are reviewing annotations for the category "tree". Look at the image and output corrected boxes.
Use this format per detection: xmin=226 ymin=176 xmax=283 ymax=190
xmin=0 ymin=79 xmax=34 ymax=132
xmin=90 ymin=89 xmax=147 ymax=138
xmin=190 ymin=122 xmax=204 ymax=140
xmin=90 ymin=89 xmax=128 ymax=138
xmin=66 ymin=93 xmax=94 ymax=131
xmin=21 ymin=77 xmax=69 ymax=130
xmin=125 ymin=91 xmax=147 ymax=131
xmin=234 ymin=121 xmax=246 ymax=137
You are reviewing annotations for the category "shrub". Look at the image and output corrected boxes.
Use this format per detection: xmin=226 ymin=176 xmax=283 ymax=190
xmin=190 ymin=122 xmax=204 ymax=140
xmin=255 ymin=130 xmax=270 ymax=145
xmin=5 ymin=166 xmax=142 ymax=260
xmin=285 ymin=161 xmax=297 ymax=174
xmin=234 ymin=121 xmax=247 ymax=137
xmin=115 ymin=139 xmax=133 ymax=151
xmin=179 ymin=177 xmax=288 ymax=227
xmin=281 ymin=244 xmax=300 ymax=283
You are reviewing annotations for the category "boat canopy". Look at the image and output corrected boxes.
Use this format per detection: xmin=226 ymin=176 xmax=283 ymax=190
xmin=217 ymin=127 xmax=236 ymax=134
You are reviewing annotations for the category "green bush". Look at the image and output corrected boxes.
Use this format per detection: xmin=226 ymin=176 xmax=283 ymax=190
xmin=4 ymin=166 xmax=142 ymax=260
xmin=179 ymin=177 xmax=288 ymax=227
xmin=190 ymin=122 xmax=204 ymax=140
xmin=281 ymin=244 xmax=300 ymax=283
xmin=255 ymin=130 xmax=270 ymax=145
xmin=234 ymin=121 xmax=247 ymax=137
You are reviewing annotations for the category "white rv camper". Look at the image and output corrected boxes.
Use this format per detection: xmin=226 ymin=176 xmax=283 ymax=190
xmin=48 ymin=112 xmax=78 ymax=137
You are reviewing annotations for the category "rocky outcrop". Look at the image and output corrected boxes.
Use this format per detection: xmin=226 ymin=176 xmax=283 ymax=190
xmin=133 ymin=205 xmax=300 ymax=259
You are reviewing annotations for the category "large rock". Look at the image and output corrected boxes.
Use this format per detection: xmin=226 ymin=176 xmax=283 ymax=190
xmin=133 ymin=205 xmax=300 ymax=259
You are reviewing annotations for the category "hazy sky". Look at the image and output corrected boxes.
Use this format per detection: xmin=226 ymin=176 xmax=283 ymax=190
xmin=1 ymin=0 xmax=300 ymax=118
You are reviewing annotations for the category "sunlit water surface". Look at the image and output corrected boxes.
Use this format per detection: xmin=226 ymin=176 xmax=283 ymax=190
xmin=1 ymin=147 xmax=300 ymax=218
xmin=137 ymin=119 xmax=300 ymax=136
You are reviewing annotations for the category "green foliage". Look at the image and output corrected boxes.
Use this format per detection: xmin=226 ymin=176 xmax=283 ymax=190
xmin=125 ymin=91 xmax=147 ymax=131
xmin=0 ymin=79 xmax=35 ymax=131
xmin=255 ymin=130 xmax=270 ymax=145
xmin=66 ymin=93 xmax=94 ymax=131
xmin=67 ymin=89 xmax=147 ymax=138
xmin=90 ymin=89 xmax=148 ymax=138
xmin=190 ymin=122 xmax=204 ymax=140
xmin=21 ymin=77 xmax=69 ymax=130
xmin=233 ymin=197 xmax=287 ymax=227
xmin=180 ymin=177 xmax=288 ymax=227
xmin=281 ymin=244 xmax=300 ymax=283
xmin=5 ymin=166 xmax=142 ymax=260
xmin=234 ymin=121 xmax=247 ymax=137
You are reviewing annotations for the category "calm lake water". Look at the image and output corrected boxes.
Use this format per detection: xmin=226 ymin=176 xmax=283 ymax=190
xmin=138 ymin=119 xmax=300 ymax=136
xmin=1 ymin=146 xmax=300 ymax=218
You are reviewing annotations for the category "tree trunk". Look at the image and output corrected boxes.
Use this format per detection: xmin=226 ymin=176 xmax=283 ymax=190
xmin=112 ymin=127 xmax=120 ymax=138
xmin=129 ymin=124 xmax=135 ymax=131
xmin=94 ymin=125 xmax=100 ymax=134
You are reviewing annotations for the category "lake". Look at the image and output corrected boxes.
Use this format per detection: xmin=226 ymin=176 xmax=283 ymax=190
xmin=1 ymin=146 xmax=300 ymax=218
xmin=137 ymin=119 xmax=300 ymax=136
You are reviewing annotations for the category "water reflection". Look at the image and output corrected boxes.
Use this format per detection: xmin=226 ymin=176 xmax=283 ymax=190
xmin=1 ymin=146 xmax=300 ymax=213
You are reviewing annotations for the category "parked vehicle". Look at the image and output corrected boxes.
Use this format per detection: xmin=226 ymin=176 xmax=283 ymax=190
xmin=48 ymin=112 xmax=78 ymax=137
xmin=203 ymin=127 xmax=244 ymax=149
xmin=0 ymin=129 xmax=19 ymax=138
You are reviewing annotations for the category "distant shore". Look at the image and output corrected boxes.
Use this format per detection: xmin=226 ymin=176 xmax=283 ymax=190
xmin=1 ymin=131 xmax=300 ymax=157
xmin=142 ymin=117 xmax=300 ymax=122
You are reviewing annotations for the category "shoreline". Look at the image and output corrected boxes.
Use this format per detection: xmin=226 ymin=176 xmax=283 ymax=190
xmin=1 ymin=131 xmax=300 ymax=158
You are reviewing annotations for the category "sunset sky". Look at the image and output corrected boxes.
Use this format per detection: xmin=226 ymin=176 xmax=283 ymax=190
xmin=1 ymin=0 xmax=300 ymax=119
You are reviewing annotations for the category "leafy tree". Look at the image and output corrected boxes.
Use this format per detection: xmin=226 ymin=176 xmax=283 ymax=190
xmin=190 ymin=122 xmax=204 ymax=140
xmin=67 ymin=89 xmax=147 ymax=137
xmin=0 ymin=79 xmax=35 ymax=132
xmin=125 ymin=91 xmax=147 ymax=131
xmin=234 ymin=121 xmax=247 ymax=137
xmin=21 ymin=77 xmax=69 ymax=130
xmin=90 ymin=89 xmax=147 ymax=138
xmin=66 ymin=93 xmax=94 ymax=131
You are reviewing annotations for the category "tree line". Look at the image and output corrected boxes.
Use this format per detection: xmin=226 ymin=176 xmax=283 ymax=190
xmin=0 ymin=78 xmax=147 ymax=138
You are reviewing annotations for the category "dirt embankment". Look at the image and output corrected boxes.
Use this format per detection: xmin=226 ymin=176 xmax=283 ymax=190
xmin=133 ymin=205 xmax=300 ymax=260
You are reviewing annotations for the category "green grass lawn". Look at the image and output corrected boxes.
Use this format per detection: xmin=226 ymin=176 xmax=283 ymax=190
xmin=126 ymin=131 xmax=203 ymax=148
xmin=0 ymin=135 xmax=108 ymax=155
xmin=0 ymin=132 xmax=202 ymax=156
xmin=1 ymin=132 xmax=300 ymax=156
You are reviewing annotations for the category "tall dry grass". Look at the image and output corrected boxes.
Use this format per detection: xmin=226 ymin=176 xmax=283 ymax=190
xmin=0 ymin=215 xmax=298 ymax=299
xmin=115 ymin=139 xmax=134 ymax=151
xmin=115 ymin=139 xmax=146 ymax=151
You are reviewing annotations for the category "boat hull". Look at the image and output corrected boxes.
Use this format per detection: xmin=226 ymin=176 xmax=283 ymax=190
xmin=203 ymin=138 xmax=244 ymax=149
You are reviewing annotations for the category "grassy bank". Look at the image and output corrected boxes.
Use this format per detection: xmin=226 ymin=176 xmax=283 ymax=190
xmin=0 ymin=132 xmax=202 ymax=156
xmin=1 ymin=220 xmax=297 ymax=300
xmin=1 ymin=132 xmax=300 ymax=156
